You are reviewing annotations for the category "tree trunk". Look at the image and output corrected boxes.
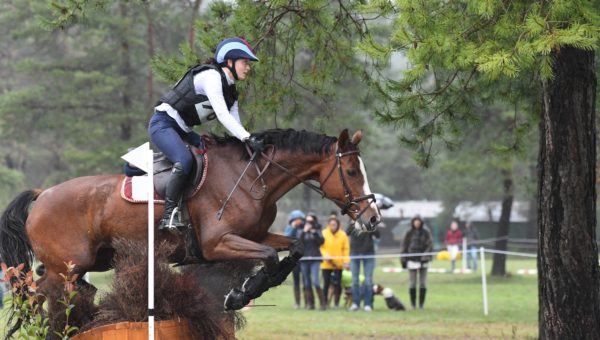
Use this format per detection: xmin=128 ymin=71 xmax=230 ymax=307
xmin=119 ymin=1 xmax=133 ymax=141
xmin=188 ymin=0 xmax=202 ymax=50
xmin=538 ymin=47 xmax=599 ymax=339
xmin=491 ymin=171 xmax=513 ymax=276
xmin=527 ymin=164 xmax=538 ymax=240
xmin=144 ymin=1 xmax=155 ymax=121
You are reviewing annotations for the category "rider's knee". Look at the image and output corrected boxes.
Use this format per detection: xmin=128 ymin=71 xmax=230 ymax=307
xmin=177 ymin=156 xmax=193 ymax=175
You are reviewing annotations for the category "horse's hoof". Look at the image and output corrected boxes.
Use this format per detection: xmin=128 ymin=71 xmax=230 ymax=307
xmin=224 ymin=288 xmax=246 ymax=310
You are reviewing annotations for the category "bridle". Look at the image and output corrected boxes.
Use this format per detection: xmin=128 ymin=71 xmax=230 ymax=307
xmin=258 ymin=144 xmax=376 ymax=221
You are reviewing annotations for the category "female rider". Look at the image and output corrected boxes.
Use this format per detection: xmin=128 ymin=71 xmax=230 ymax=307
xmin=149 ymin=37 xmax=263 ymax=230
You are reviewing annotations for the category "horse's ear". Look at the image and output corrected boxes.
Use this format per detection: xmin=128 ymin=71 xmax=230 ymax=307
xmin=338 ymin=129 xmax=350 ymax=150
xmin=351 ymin=130 xmax=363 ymax=145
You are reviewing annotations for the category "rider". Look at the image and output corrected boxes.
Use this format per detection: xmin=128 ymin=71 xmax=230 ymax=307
xmin=149 ymin=37 xmax=264 ymax=231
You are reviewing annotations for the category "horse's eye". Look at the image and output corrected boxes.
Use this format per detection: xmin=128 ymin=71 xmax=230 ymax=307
xmin=347 ymin=169 xmax=357 ymax=177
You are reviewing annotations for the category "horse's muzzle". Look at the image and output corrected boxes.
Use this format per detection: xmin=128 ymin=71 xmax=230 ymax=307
xmin=358 ymin=215 xmax=380 ymax=232
xmin=366 ymin=215 xmax=381 ymax=231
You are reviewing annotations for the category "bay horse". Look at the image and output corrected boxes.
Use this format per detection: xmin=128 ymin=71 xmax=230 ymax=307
xmin=0 ymin=128 xmax=380 ymax=317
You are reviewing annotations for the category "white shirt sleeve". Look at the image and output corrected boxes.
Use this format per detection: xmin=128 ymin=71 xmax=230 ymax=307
xmin=230 ymin=101 xmax=241 ymax=123
xmin=195 ymin=70 xmax=251 ymax=141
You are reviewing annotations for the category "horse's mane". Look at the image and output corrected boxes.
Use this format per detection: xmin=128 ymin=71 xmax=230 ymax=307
xmin=211 ymin=129 xmax=338 ymax=157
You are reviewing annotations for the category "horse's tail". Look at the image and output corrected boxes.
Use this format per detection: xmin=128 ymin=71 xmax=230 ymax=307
xmin=0 ymin=189 xmax=41 ymax=272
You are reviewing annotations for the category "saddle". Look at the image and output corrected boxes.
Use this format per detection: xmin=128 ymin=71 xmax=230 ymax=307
xmin=121 ymin=145 xmax=207 ymax=203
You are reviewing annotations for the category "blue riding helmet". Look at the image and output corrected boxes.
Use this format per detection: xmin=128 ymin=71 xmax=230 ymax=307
xmin=215 ymin=37 xmax=259 ymax=64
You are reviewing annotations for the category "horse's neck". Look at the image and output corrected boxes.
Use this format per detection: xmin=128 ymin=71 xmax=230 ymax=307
xmin=263 ymin=151 xmax=324 ymax=204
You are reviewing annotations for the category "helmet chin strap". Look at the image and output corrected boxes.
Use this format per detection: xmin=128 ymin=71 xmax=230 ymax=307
xmin=226 ymin=59 xmax=239 ymax=80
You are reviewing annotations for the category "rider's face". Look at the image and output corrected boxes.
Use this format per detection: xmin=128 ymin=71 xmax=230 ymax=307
xmin=229 ymin=59 xmax=251 ymax=80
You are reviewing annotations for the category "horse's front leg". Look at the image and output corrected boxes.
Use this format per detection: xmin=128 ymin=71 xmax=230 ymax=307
xmin=203 ymin=233 xmax=281 ymax=310
xmin=259 ymin=233 xmax=304 ymax=287
xmin=222 ymin=233 xmax=305 ymax=310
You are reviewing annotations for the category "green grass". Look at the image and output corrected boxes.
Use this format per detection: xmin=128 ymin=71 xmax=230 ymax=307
xmin=238 ymin=257 xmax=538 ymax=339
xmin=1 ymin=257 xmax=538 ymax=339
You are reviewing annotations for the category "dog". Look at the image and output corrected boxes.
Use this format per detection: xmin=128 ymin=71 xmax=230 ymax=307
xmin=375 ymin=284 xmax=406 ymax=311
xmin=343 ymin=283 xmax=406 ymax=311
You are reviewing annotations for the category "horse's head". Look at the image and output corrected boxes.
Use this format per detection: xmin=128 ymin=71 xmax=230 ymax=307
xmin=318 ymin=129 xmax=381 ymax=232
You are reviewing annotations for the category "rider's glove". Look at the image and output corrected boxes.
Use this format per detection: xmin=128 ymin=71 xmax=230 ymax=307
xmin=246 ymin=135 xmax=264 ymax=155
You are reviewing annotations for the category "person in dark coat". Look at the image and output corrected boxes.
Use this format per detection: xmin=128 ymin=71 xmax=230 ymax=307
xmin=299 ymin=219 xmax=326 ymax=310
xmin=401 ymin=216 xmax=433 ymax=309
xmin=284 ymin=210 xmax=305 ymax=308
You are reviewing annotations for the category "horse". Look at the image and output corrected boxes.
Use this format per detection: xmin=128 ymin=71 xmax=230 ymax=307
xmin=0 ymin=128 xmax=380 ymax=326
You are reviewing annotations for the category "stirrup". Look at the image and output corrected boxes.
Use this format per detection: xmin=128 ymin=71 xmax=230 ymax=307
xmin=158 ymin=207 xmax=186 ymax=233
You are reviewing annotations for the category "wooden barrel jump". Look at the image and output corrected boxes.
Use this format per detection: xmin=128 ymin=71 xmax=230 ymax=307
xmin=71 ymin=319 xmax=193 ymax=340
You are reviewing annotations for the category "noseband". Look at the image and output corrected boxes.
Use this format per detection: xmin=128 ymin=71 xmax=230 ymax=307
xmin=261 ymin=145 xmax=376 ymax=221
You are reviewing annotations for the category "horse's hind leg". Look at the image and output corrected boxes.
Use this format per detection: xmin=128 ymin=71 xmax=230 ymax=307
xmin=34 ymin=270 xmax=65 ymax=336
xmin=37 ymin=267 xmax=98 ymax=337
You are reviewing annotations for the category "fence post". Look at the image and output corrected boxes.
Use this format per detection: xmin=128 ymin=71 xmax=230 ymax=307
xmin=122 ymin=143 xmax=154 ymax=339
xmin=480 ymin=247 xmax=488 ymax=316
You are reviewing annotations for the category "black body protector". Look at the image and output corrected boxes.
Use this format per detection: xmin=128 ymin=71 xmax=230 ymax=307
xmin=159 ymin=64 xmax=238 ymax=127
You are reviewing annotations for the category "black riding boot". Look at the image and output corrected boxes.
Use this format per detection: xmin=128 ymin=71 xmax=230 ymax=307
xmin=409 ymin=287 xmax=417 ymax=309
xmin=419 ymin=287 xmax=427 ymax=309
xmin=305 ymin=287 xmax=315 ymax=310
xmin=294 ymin=284 xmax=302 ymax=309
xmin=333 ymin=284 xmax=341 ymax=308
xmin=158 ymin=162 xmax=187 ymax=231
xmin=315 ymin=287 xmax=327 ymax=311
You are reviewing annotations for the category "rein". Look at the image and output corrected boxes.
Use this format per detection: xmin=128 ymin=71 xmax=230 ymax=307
xmin=258 ymin=145 xmax=376 ymax=220
xmin=217 ymin=143 xmax=376 ymax=221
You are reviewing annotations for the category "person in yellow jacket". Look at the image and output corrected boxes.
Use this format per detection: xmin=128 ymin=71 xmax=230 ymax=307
xmin=320 ymin=216 xmax=350 ymax=308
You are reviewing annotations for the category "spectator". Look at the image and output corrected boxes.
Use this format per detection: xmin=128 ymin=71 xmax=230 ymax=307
xmin=305 ymin=212 xmax=322 ymax=230
xmin=299 ymin=218 xmax=326 ymax=310
xmin=284 ymin=210 xmax=305 ymax=309
xmin=320 ymin=216 xmax=349 ymax=308
xmin=401 ymin=216 xmax=433 ymax=309
xmin=347 ymin=223 xmax=380 ymax=312
xmin=464 ymin=221 xmax=480 ymax=271
xmin=445 ymin=220 xmax=463 ymax=272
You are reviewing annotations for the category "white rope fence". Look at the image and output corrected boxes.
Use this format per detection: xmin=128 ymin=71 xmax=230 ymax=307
xmin=296 ymin=243 xmax=538 ymax=317
xmin=297 ymin=248 xmax=537 ymax=261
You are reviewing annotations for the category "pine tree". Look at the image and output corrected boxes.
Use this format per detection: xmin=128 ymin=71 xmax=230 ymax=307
xmin=362 ymin=1 xmax=600 ymax=337
xmin=0 ymin=1 xmax=191 ymax=187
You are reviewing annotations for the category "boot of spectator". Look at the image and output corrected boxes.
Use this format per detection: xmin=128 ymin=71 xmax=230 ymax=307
xmin=315 ymin=287 xmax=327 ymax=311
xmin=409 ymin=287 xmax=417 ymax=309
xmin=302 ymin=287 xmax=309 ymax=309
xmin=294 ymin=284 xmax=301 ymax=309
xmin=333 ymin=285 xmax=342 ymax=308
xmin=327 ymin=285 xmax=335 ymax=307
xmin=419 ymin=287 xmax=427 ymax=309
xmin=305 ymin=287 xmax=315 ymax=310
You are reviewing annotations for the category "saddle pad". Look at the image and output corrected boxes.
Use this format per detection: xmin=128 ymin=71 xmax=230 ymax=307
xmin=120 ymin=153 xmax=208 ymax=204
xmin=121 ymin=176 xmax=165 ymax=203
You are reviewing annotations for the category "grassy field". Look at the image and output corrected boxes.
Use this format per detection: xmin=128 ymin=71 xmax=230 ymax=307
xmin=1 ymin=257 xmax=538 ymax=339
xmin=237 ymin=257 xmax=538 ymax=340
